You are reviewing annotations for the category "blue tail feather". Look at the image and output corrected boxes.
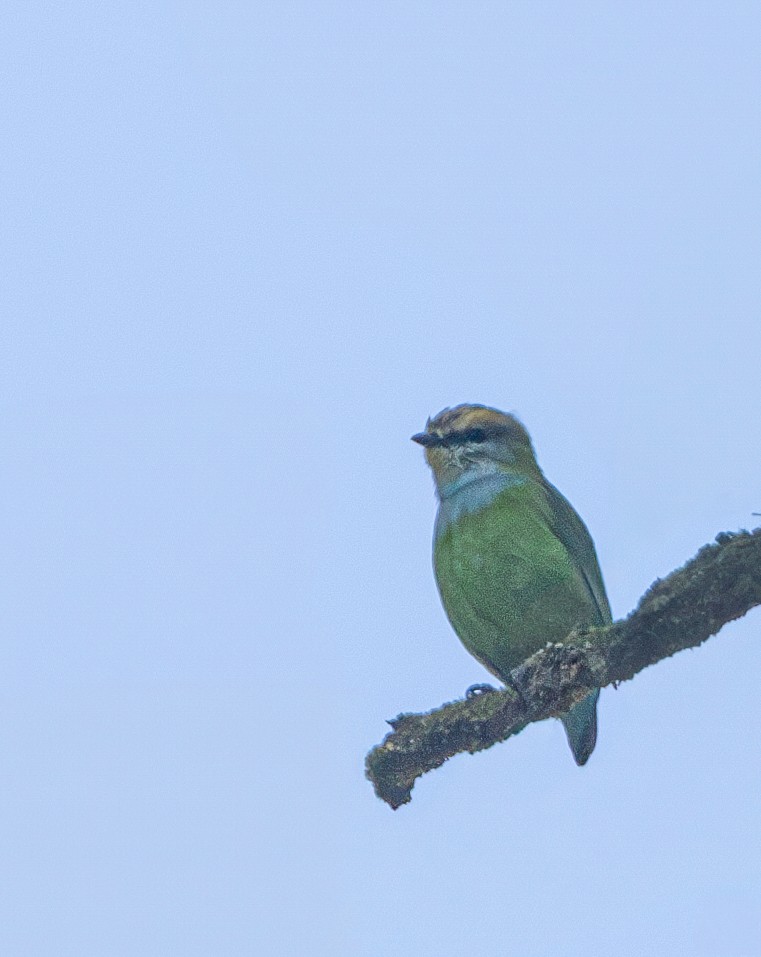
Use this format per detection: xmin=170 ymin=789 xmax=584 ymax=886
xmin=561 ymin=689 xmax=599 ymax=766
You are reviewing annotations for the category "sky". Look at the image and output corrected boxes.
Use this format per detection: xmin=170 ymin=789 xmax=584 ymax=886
xmin=2 ymin=2 xmax=760 ymax=955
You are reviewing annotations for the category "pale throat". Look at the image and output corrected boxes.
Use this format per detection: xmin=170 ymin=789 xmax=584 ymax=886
xmin=434 ymin=461 xmax=525 ymax=539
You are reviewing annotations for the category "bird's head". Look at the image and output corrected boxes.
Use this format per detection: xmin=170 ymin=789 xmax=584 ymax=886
xmin=412 ymin=404 xmax=540 ymax=493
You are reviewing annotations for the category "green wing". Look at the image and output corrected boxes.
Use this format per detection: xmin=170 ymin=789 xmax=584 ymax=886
xmin=541 ymin=479 xmax=612 ymax=626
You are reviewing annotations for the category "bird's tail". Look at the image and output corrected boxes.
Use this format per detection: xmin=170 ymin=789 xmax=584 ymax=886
xmin=561 ymin=689 xmax=599 ymax=766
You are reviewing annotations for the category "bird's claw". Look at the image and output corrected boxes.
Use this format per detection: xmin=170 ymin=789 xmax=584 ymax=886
xmin=466 ymin=683 xmax=497 ymax=698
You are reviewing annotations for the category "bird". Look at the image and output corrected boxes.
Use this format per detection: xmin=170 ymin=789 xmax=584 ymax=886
xmin=412 ymin=403 xmax=611 ymax=765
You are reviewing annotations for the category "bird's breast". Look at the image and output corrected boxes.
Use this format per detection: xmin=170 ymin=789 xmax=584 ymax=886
xmin=432 ymin=479 xmax=591 ymax=676
xmin=434 ymin=471 xmax=526 ymax=541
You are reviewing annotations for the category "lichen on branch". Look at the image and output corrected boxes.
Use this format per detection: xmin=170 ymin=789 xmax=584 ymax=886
xmin=366 ymin=528 xmax=761 ymax=810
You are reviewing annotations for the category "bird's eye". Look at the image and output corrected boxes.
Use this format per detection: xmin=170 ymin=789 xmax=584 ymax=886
xmin=463 ymin=428 xmax=487 ymax=444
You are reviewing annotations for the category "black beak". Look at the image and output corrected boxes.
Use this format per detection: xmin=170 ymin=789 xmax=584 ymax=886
xmin=411 ymin=432 xmax=441 ymax=447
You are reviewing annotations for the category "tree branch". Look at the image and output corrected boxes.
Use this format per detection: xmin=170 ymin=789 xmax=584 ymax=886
xmin=366 ymin=528 xmax=761 ymax=809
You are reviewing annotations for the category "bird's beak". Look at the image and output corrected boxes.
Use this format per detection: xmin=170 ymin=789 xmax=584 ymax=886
xmin=411 ymin=432 xmax=440 ymax=447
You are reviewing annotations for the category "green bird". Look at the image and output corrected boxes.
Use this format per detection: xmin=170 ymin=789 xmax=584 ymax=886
xmin=412 ymin=404 xmax=611 ymax=765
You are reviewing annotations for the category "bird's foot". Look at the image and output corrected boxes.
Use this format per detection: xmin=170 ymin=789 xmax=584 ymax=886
xmin=503 ymin=670 xmax=529 ymax=708
xmin=465 ymin=683 xmax=497 ymax=699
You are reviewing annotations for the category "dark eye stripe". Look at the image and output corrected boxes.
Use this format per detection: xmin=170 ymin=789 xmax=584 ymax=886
xmin=443 ymin=427 xmax=488 ymax=445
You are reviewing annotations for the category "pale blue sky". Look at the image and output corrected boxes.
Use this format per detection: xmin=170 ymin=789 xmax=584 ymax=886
xmin=2 ymin=3 xmax=760 ymax=955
